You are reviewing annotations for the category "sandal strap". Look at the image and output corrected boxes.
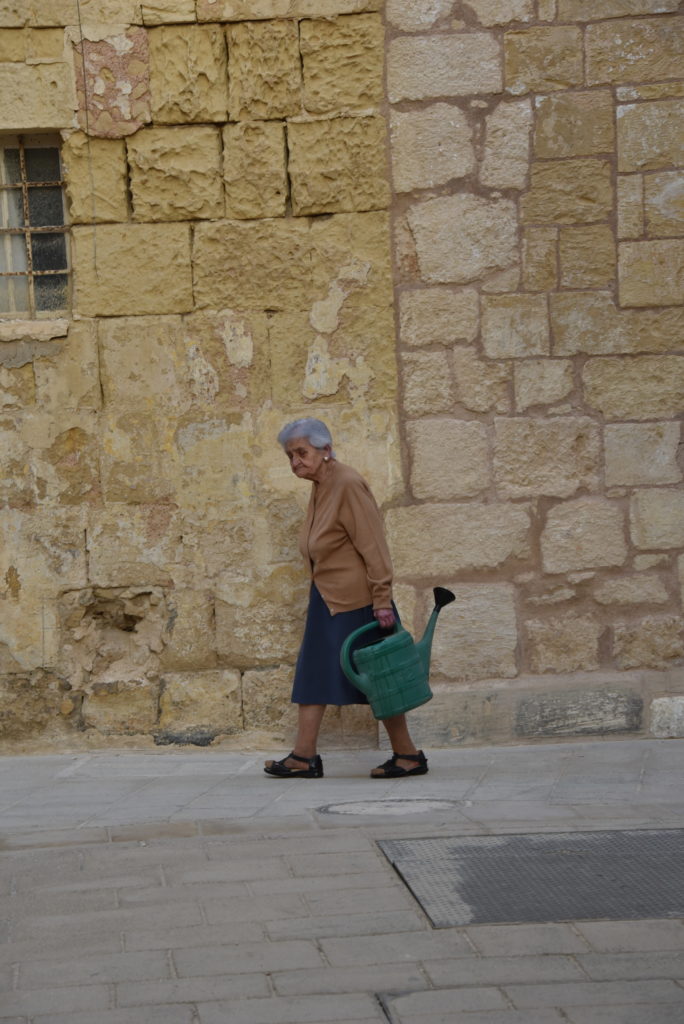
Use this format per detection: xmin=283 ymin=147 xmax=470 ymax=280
xmin=391 ymin=751 xmax=425 ymax=763
xmin=288 ymin=751 xmax=316 ymax=765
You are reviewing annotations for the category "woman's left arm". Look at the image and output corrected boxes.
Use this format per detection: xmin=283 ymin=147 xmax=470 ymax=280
xmin=339 ymin=479 xmax=395 ymax=625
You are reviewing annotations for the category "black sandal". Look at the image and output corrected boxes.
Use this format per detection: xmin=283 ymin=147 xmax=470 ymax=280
xmin=264 ymin=752 xmax=324 ymax=778
xmin=371 ymin=751 xmax=428 ymax=779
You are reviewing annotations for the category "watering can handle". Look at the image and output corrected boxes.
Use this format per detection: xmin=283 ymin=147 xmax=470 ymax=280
xmin=340 ymin=620 xmax=397 ymax=691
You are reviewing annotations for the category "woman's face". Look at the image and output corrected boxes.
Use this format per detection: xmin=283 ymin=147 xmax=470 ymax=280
xmin=284 ymin=437 xmax=331 ymax=482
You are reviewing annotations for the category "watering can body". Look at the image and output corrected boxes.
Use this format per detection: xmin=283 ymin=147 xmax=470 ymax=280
xmin=340 ymin=587 xmax=455 ymax=720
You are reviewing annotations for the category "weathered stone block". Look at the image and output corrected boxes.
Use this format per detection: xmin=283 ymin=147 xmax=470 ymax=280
xmin=385 ymin=0 xmax=453 ymax=31
xmin=494 ymin=417 xmax=599 ymax=499
xmin=82 ymin=679 xmax=159 ymax=735
xmin=399 ymin=288 xmax=479 ymax=347
xmin=559 ymin=0 xmax=679 ymax=17
xmin=605 ymin=423 xmax=682 ymax=487
xmin=464 ymin=0 xmax=534 ymax=25
xmin=514 ymin=359 xmax=573 ymax=411
xmin=645 ymin=172 xmax=684 ymax=238
xmin=227 ymin=19 xmax=300 ymax=121
xmin=386 ymin=503 xmax=530 ymax=577
xmin=617 ymin=99 xmax=684 ymax=172
xmin=481 ymin=294 xmax=549 ymax=358
xmin=613 ymin=617 xmax=684 ymax=670
xmin=559 ymin=225 xmax=616 ymax=290
xmin=400 ymin=351 xmax=453 ymax=417
xmin=223 ymin=122 xmax=287 ymax=219
xmin=427 ymin=583 xmax=518 ymax=681
xmin=86 ymin=505 xmax=182 ymax=588
xmin=408 ymin=195 xmax=518 ymax=285
xmin=480 ymin=98 xmax=532 ymax=190
xmin=586 ymin=17 xmax=684 ymax=86
xmin=583 ymin=356 xmax=684 ymax=420
xmin=619 ymin=240 xmax=684 ymax=307
xmin=149 ymin=25 xmax=228 ymax=124
xmin=651 ymin=696 xmax=684 ymax=739
xmin=288 ymin=116 xmax=389 ymax=216
xmin=408 ymin=419 xmax=490 ymax=500
xmin=521 ymin=159 xmax=613 ymax=224
xmin=387 ymin=33 xmax=502 ymax=102
xmin=0 ymin=671 xmax=76 ymax=741
xmin=127 ymin=126 xmax=222 ymax=222
xmin=541 ymin=498 xmax=627 ymax=574
xmin=242 ymin=665 xmax=297 ymax=734
xmin=391 ymin=104 xmax=474 ymax=193
xmin=504 ymin=26 xmax=583 ymax=95
xmin=0 ymin=62 xmax=74 ymax=130
xmin=157 ymin=670 xmax=241 ymax=743
xmin=525 ymin=614 xmax=601 ymax=673
xmin=617 ymin=174 xmax=644 ymax=239
xmin=630 ymin=489 xmax=684 ymax=550
xmin=300 ymin=14 xmax=383 ymax=114
xmin=197 ymin=0 xmax=381 ymax=18
xmin=62 ymin=132 xmax=128 ymax=224
xmin=522 ymin=226 xmax=558 ymax=291
xmin=73 ymin=28 xmax=150 ymax=139
xmin=552 ymin=292 xmax=684 ymax=356
xmin=452 ymin=349 xmax=511 ymax=414
xmin=141 ymin=0 xmax=196 ymax=23
xmin=516 ymin=688 xmax=642 ymax=738
xmin=98 ymin=409 xmax=177 ymax=504
xmin=0 ymin=26 xmax=64 ymax=61
xmin=73 ymin=224 xmax=193 ymax=316
xmin=31 ymin=322 xmax=99 ymax=413
xmin=98 ymin=315 xmax=189 ymax=414
xmin=593 ymin=574 xmax=669 ymax=606
xmin=215 ymin=567 xmax=308 ymax=668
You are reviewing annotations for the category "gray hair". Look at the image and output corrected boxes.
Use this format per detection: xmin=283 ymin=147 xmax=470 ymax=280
xmin=277 ymin=417 xmax=335 ymax=456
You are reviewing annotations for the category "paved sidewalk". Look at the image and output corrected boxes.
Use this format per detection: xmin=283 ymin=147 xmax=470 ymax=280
xmin=1 ymin=738 xmax=683 ymax=1023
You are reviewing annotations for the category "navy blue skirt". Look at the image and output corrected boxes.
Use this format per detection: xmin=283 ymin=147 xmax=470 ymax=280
xmin=291 ymin=584 xmax=397 ymax=706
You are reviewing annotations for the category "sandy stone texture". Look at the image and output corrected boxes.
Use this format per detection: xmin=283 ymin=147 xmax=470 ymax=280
xmin=514 ymin=359 xmax=573 ymax=411
xmin=593 ymin=575 xmax=670 ymax=606
xmin=504 ymin=26 xmax=583 ymax=95
xmin=522 ymin=227 xmax=558 ymax=291
xmin=0 ymin=62 xmax=74 ymax=130
xmin=521 ymin=159 xmax=613 ymax=224
xmin=583 ymin=356 xmax=684 ymax=420
xmin=534 ymin=90 xmax=615 ymax=159
xmin=541 ymin=498 xmax=628 ymax=574
xmin=227 ymin=19 xmax=301 ymax=121
xmin=149 ymin=24 xmax=228 ymax=124
xmin=585 ymin=17 xmax=684 ymax=86
xmin=619 ymin=240 xmax=684 ymax=307
xmin=452 ymin=349 xmax=511 ymax=414
xmin=158 ymin=670 xmax=242 ymax=739
xmin=73 ymin=28 xmax=150 ymax=138
xmin=644 ymin=172 xmax=684 ymax=238
xmin=300 ymin=14 xmax=383 ymax=113
xmin=630 ymin=489 xmax=684 ymax=550
xmin=605 ymin=423 xmax=682 ymax=487
xmin=617 ymin=99 xmax=684 ymax=172
xmin=526 ymin=614 xmax=601 ymax=673
xmin=408 ymin=419 xmax=491 ymax=499
xmin=391 ymin=104 xmax=474 ymax=192
xmin=551 ymin=292 xmax=684 ymax=355
xmin=494 ymin=417 xmax=600 ymax=499
xmin=559 ymin=226 xmax=616 ymax=289
xmin=223 ymin=122 xmax=287 ymax=219
xmin=428 ymin=583 xmax=518 ymax=681
xmin=400 ymin=351 xmax=453 ymax=417
xmin=481 ymin=98 xmax=532 ymax=189
xmin=481 ymin=294 xmax=549 ymax=358
xmin=196 ymin=0 xmax=382 ymax=18
xmin=613 ymin=617 xmax=684 ymax=670
xmin=127 ymin=126 xmax=223 ymax=221
xmin=141 ymin=0 xmax=196 ymax=23
xmin=464 ymin=0 xmax=534 ymax=26
xmin=387 ymin=33 xmax=502 ymax=102
xmin=558 ymin=0 xmax=679 ymax=17
xmin=385 ymin=0 xmax=453 ymax=31
xmin=399 ymin=288 xmax=479 ymax=347
xmin=61 ymin=133 xmax=128 ymax=223
xmin=617 ymin=175 xmax=644 ymax=239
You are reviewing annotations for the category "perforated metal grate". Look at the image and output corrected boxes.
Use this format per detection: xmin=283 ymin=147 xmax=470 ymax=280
xmin=378 ymin=829 xmax=684 ymax=928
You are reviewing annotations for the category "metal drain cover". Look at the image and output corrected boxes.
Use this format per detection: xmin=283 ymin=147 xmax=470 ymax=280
xmin=319 ymin=799 xmax=457 ymax=817
xmin=378 ymin=829 xmax=684 ymax=928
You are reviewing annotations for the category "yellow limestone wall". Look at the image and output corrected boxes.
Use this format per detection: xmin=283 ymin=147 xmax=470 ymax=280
xmin=0 ymin=0 xmax=682 ymax=750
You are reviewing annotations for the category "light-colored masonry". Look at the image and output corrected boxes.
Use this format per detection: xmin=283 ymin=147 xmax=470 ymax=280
xmin=0 ymin=0 xmax=682 ymax=752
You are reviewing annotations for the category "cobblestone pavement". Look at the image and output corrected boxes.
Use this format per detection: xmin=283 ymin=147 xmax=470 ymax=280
xmin=1 ymin=739 xmax=683 ymax=1023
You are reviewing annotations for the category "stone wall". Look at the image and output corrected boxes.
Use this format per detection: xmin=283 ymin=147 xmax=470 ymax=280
xmin=0 ymin=0 xmax=682 ymax=750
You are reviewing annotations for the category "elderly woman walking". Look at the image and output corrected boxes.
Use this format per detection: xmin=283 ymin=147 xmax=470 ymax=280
xmin=264 ymin=417 xmax=427 ymax=780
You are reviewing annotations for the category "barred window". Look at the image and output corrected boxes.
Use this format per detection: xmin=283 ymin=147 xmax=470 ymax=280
xmin=0 ymin=134 xmax=69 ymax=317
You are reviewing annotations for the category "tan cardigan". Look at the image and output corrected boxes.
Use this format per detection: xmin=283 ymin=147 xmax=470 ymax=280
xmin=298 ymin=460 xmax=393 ymax=615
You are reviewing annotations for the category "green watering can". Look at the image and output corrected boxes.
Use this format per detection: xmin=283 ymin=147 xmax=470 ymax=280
xmin=340 ymin=587 xmax=455 ymax=720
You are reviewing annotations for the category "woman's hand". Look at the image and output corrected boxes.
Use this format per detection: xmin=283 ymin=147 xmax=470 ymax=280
xmin=374 ymin=607 xmax=396 ymax=630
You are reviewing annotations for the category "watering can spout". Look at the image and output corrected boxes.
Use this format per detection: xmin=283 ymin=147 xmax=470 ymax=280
xmin=415 ymin=587 xmax=456 ymax=678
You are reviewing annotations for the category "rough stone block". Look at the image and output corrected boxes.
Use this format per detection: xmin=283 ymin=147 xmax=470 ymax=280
xmin=651 ymin=696 xmax=684 ymax=739
xmin=197 ymin=0 xmax=381 ymax=18
xmin=98 ymin=314 xmax=189 ymax=416
xmin=391 ymin=104 xmax=474 ymax=193
xmin=215 ymin=568 xmax=308 ymax=669
xmin=288 ymin=116 xmax=389 ymax=216
xmin=157 ymin=670 xmax=241 ymax=743
xmin=619 ymin=240 xmax=684 ymax=307
xmin=504 ymin=26 xmax=583 ymax=95
xmin=227 ymin=19 xmax=300 ymax=121
xmin=525 ymin=614 xmax=601 ymax=673
xmin=494 ymin=417 xmax=599 ymax=499
xmin=613 ymin=617 xmax=684 ymax=670
xmin=400 ymin=351 xmax=453 ymax=416
xmin=522 ymin=226 xmax=558 ymax=291
xmin=605 ymin=423 xmax=682 ymax=487
xmin=541 ymin=498 xmax=627 ymax=574
xmin=127 ymin=126 xmax=222 ymax=222
xmin=149 ymin=25 xmax=227 ymax=124
xmin=62 ymin=133 xmax=128 ymax=224
xmin=583 ymin=355 xmax=684 ymax=420
xmin=645 ymin=172 xmax=684 ymax=238
xmin=73 ymin=28 xmax=150 ymax=139
xmin=223 ymin=122 xmax=287 ymax=219
xmin=141 ymin=0 xmax=196 ymax=23
xmin=514 ymin=359 xmax=573 ymax=411
xmin=586 ymin=17 xmax=684 ymax=86
xmin=242 ymin=664 xmax=297 ymax=733
xmin=552 ymin=292 xmax=684 ymax=356
xmin=426 ymin=583 xmax=518 ymax=681
xmin=0 ymin=26 xmax=64 ymax=61
xmin=617 ymin=99 xmax=684 ymax=172
xmin=31 ymin=321 xmax=100 ymax=413
xmin=385 ymin=0 xmax=453 ymax=30
xmin=0 ymin=671 xmax=75 ymax=741
xmin=452 ymin=349 xmax=511 ymax=414
xmin=480 ymin=98 xmax=532 ymax=190
xmin=300 ymin=14 xmax=383 ymax=114
xmin=559 ymin=225 xmax=616 ymax=289
xmin=387 ymin=33 xmax=502 ymax=102
xmin=386 ymin=503 xmax=530 ymax=577
xmin=0 ymin=62 xmax=74 ymax=130
xmin=73 ymin=223 xmax=193 ymax=316
xmin=408 ymin=419 xmax=490 ymax=499
xmin=97 ymin=408 xmax=177 ymax=504
xmin=481 ymin=294 xmax=549 ymax=358
xmin=86 ymin=505 xmax=182 ymax=589
xmin=630 ymin=489 xmax=684 ymax=550
xmin=408 ymin=195 xmax=518 ymax=285
xmin=593 ymin=575 xmax=669 ymax=606
xmin=521 ymin=159 xmax=613 ymax=224
xmin=82 ymin=679 xmax=160 ymax=735
xmin=559 ymin=0 xmax=679 ymax=16
xmin=516 ymin=688 xmax=642 ymax=738
xmin=464 ymin=0 xmax=534 ymax=25
xmin=399 ymin=288 xmax=479 ymax=346
xmin=617 ymin=175 xmax=644 ymax=239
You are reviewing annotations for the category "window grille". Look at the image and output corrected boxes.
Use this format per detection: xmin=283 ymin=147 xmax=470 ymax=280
xmin=0 ymin=134 xmax=69 ymax=317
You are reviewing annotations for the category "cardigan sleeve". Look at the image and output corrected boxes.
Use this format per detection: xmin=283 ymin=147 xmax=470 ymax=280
xmin=338 ymin=476 xmax=393 ymax=609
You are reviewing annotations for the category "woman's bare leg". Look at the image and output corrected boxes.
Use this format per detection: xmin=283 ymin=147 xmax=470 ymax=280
xmin=371 ymin=713 xmax=421 ymax=776
xmin=265 ymin=703 xmax=326 ymax=770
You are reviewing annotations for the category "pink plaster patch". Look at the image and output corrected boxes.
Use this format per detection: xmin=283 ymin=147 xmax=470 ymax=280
xmin=74 ymin=28 xmax=151 ymax=139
